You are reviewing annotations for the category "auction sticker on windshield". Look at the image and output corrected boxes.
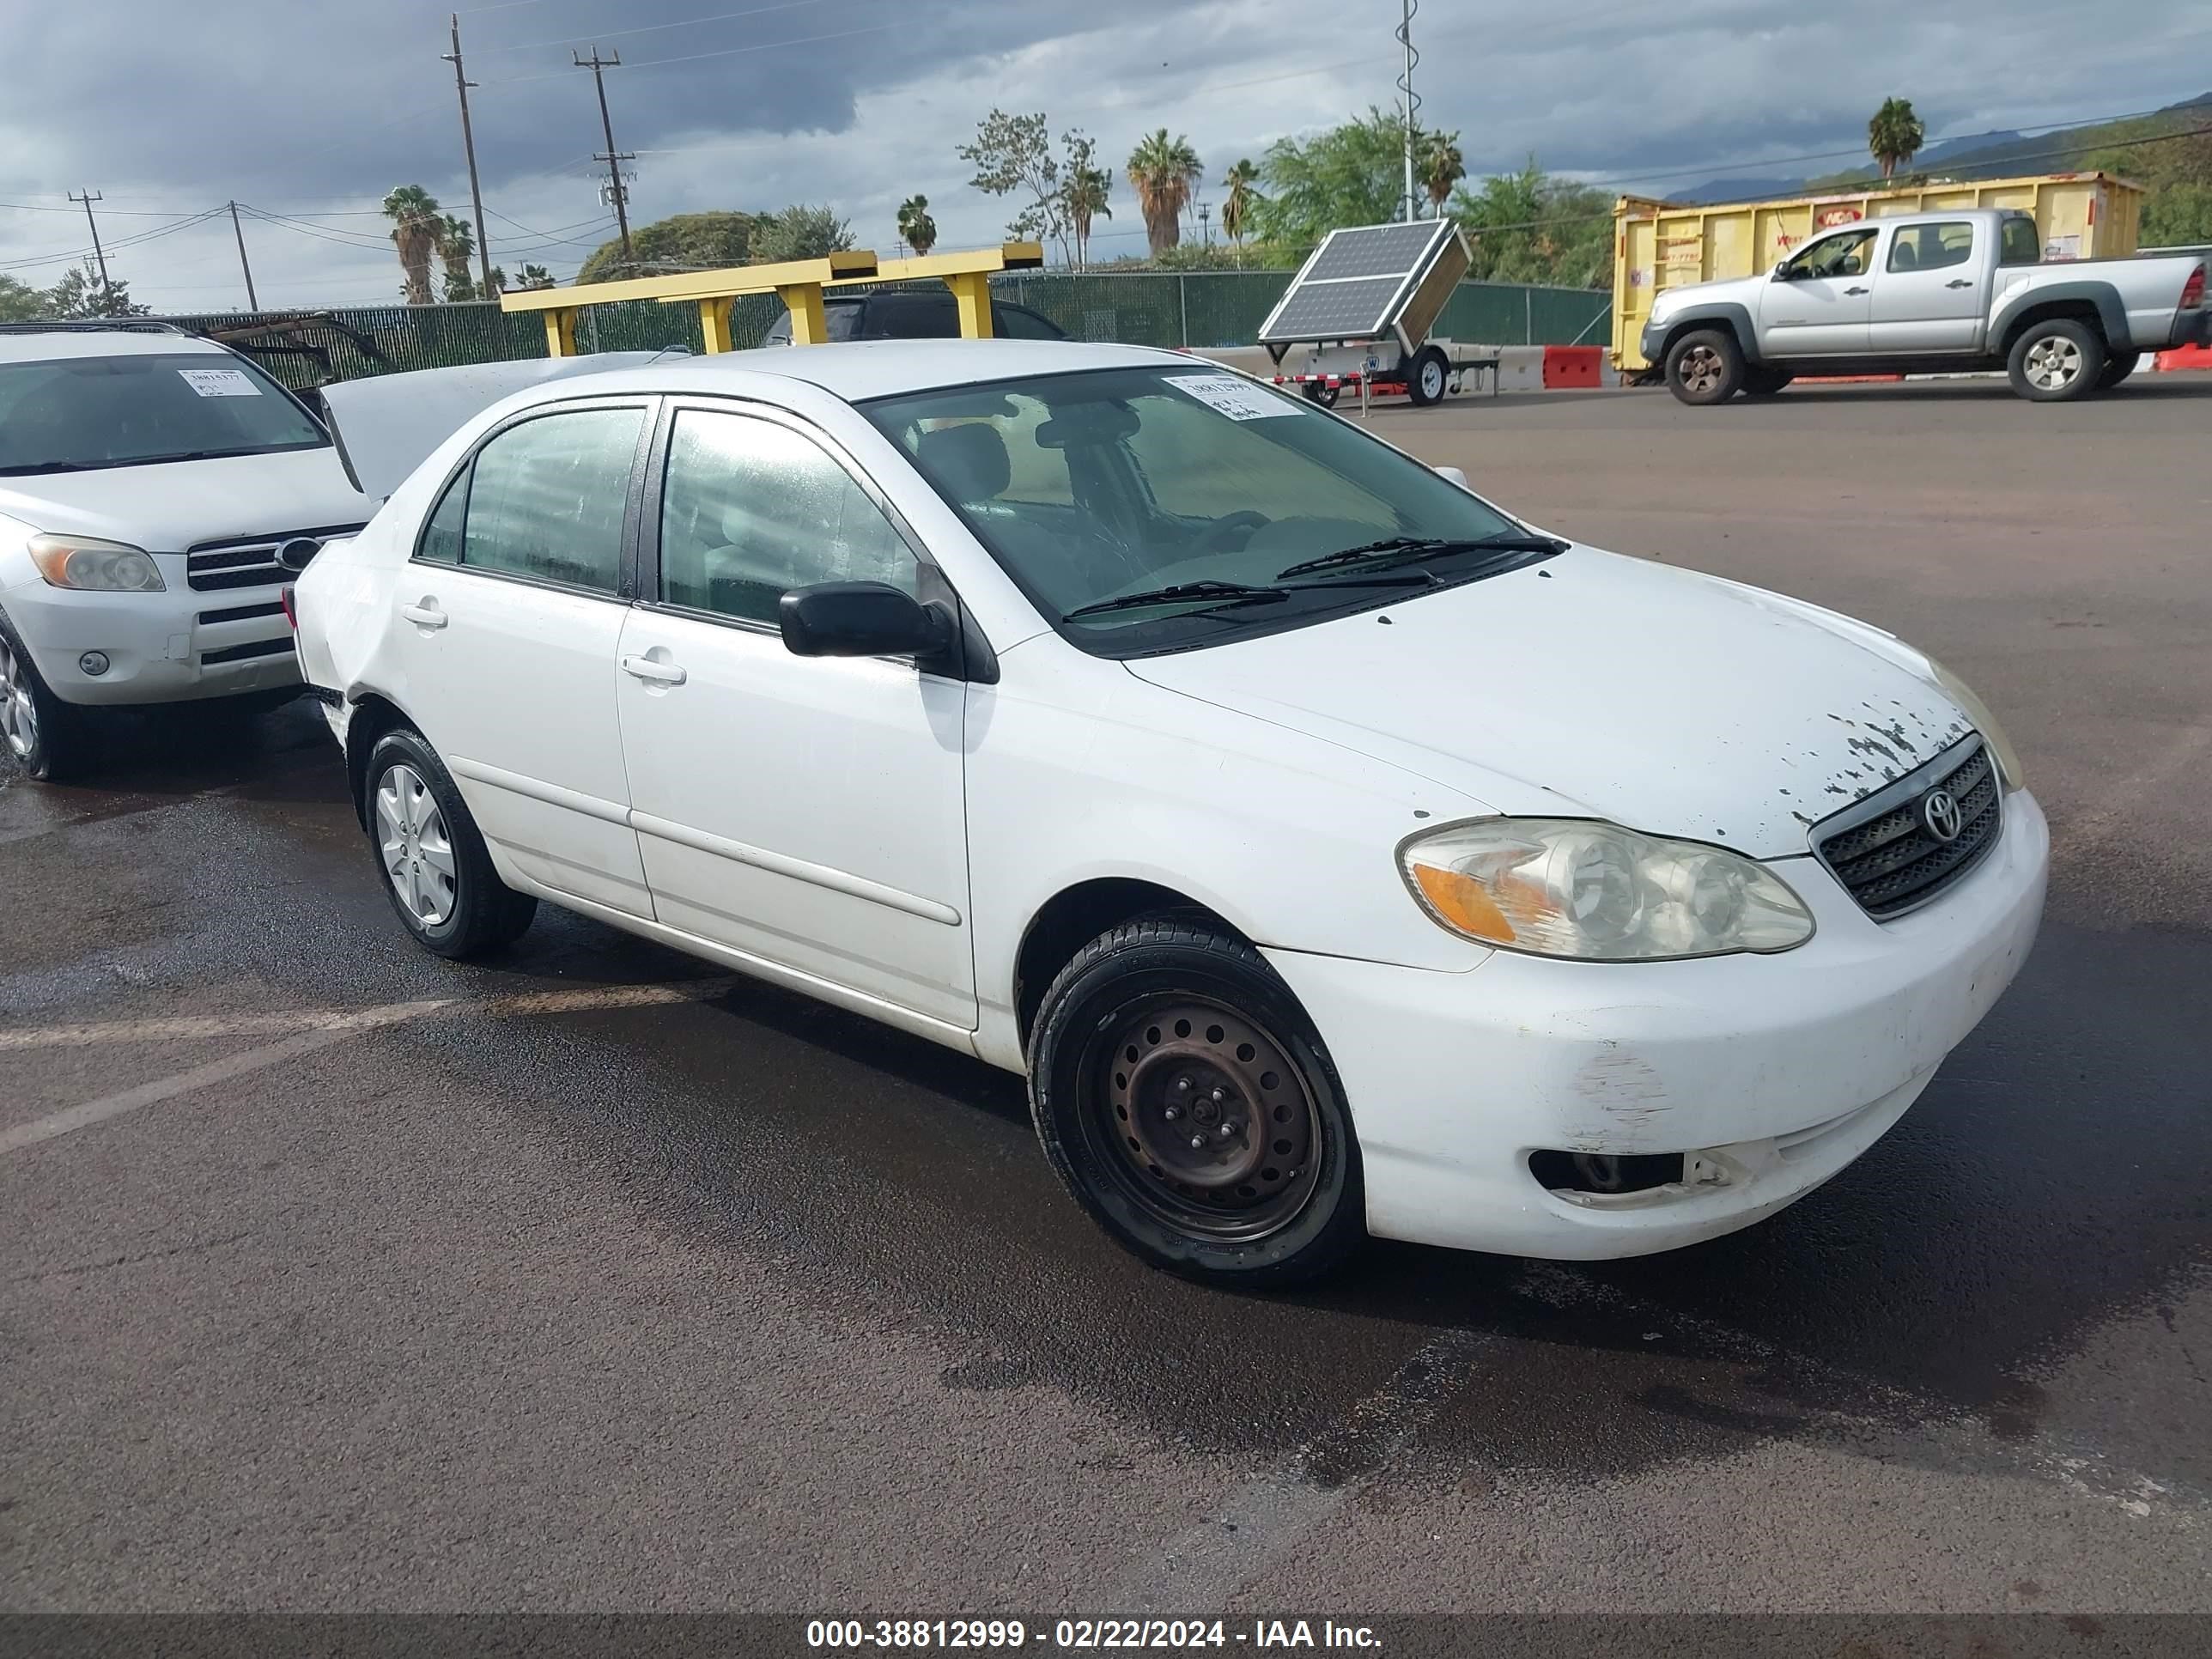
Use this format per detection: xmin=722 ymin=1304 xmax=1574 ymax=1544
xmin=177 ymin=368 xmax=263 ymax=398
xmin=1167 ymin=373 xmax=1297 ymax=421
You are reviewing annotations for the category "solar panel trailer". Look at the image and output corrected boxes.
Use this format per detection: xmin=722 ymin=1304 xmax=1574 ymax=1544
xmin=1257 ymin=219 xmax=1498 ymax=408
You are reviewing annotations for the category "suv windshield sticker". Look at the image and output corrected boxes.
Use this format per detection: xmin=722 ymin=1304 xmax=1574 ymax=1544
xmin=177 ymin=368 xmax=263 ymax=398
xmin=1165 ymin=373 xmax=1297 ymax=421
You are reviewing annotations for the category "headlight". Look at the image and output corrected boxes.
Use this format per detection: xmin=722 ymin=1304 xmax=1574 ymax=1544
xmin=1399 ymin=818 xmax=1815 ymax=961
xmin=1923 ymin=656 xmax=2024 ymax=793
xmin=27 ymin=534 xmax=165 ymax=593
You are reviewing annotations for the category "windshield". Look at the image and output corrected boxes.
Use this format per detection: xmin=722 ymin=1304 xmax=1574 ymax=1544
xmin=0 ymin=352 xmax=328 ymax=475
xmin=861 ymin=366 xmax=1529 ymax=654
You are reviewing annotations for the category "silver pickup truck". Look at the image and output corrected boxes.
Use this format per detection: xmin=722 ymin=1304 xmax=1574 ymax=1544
xmin=1642 ymin=207 xmax=2209 ymax=404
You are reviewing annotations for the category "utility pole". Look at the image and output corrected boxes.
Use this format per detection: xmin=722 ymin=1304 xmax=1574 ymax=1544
xmin=227 ymin=202 xmax=259 ymax=310
xmin=574 ymin=46 xmax=634 ymax=267
xmin=69 ymin=190 xmax=112 ymax=308
xmin=443 ymin=14 xmax=495 ymax=298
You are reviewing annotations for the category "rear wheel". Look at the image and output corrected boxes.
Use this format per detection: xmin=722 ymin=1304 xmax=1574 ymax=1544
xmin=2097 ymin=351 xmax=2140 ymax=390
xmin=1301 ymin=381 xmax=1340 ymax=408
xmin=1407 ymin=345 xmax=1450 ymax=406
xmin=1666 ymin=328 xmax=1745 ymax=404
xmin=0 ymin=613 xmax=92 ymax=783
xmin=1742 ymin=366 xmax=1795 ymax=396
xmin=1029 ymin=915 xmax=1364 ymax=1286
xmin=362 ymin=726 xmax=536 ymax=959
xmin=2008 ymin=318 xmax=2105 ymax=402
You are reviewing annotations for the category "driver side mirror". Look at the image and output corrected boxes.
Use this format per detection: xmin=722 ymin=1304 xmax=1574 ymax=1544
xmin=780 ymin=581 xmax=955 ymax=663
xmin=1433 ymin=465 xmax=1469 ymax=489
xmin=1772 ymin=261 xmax=1795 ymax=282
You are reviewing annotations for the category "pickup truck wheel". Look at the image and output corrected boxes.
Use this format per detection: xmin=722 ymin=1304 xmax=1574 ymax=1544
xmin=0 ymin=613 xmax=93 ymax=784
xmin=1742 ymin=367 xmax=1794 ymax=396
xmin=1666 ymin=329 xmax=1744 ymax=404
xmin=2008 ymin=318 xmax=2105 ymax=402
xmin=2097 ymin=352 xmax=2141 ymax=390
xmin=1407 ymin=345 xmax=1449 ymax=406
xmin=363 ymin=727 xmax=537 ymax=959
xmin=1028 ymin=915 xmax=1365 ymax=1287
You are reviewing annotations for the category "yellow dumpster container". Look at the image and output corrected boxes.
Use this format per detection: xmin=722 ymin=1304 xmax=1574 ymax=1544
xmin=1612 ymin=171 xmax=2145 ymax=373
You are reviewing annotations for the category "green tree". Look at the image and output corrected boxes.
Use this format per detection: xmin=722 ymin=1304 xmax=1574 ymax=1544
xmin=0 ymin=274 xmax=46 ymax=322
xmin=46 ymin=260 xmax=149 ymax=319
xmin=1127 ymin=129 xmax=1202 ymax=256
xmin=1250 ymin=108 xmax=1406 ymax=246
xmin=1421 ymin=131 xmax=1465 ymax=217
xmin=438 ymin=214 xmax=477 ymax=302
xmin=1061 ymin=164 xmax=1110 ymax=270
xmin=1220 ymin=159 xmax=1261 ymax=262
xmin=577 ymin=210 xmax=758 ymax=283
xmin=750 ymin=204 xmax=854 ymax=264
xmin=517 ymin=264 xmax=555 ymax=289
xmin=959 ymin=110 xmax=1092 ymax=265
xmin=382 ymin=185 xmax=442 ymax=306
xmin=896 ymin=193 xmax=938 ymax=257
xmin=1448 ymin=159 xmax=1612 ymax=288
xmin=2088 ymin=122 xmax=2212 ymax=247
xmin=1869 ymin=97 xmax=1926 ymax=181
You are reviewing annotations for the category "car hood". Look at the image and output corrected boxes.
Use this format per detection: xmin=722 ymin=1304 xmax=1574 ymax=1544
xmin=1123 ymin=547 xmax=1974 ymax=859
xmin=0 ymin=446 xmax=370 ymax=550
xmin=1649 ymin=272 xmax=1769 ymax=322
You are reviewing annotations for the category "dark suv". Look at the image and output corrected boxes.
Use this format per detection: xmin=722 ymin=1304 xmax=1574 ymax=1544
xmin=762 ymin=290 xmax=1066 ymax=345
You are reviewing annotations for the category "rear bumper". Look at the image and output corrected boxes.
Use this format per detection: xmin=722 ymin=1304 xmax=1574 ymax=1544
xmin=2173 ymin=307 xmax=2212 ymax=349
xmin=1 ymin=569 xmax=298 ymax=706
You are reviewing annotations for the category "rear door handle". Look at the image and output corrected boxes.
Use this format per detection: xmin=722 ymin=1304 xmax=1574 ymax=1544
xmin=398 ymin=600 xmax=447 ymax=630
xmin=1945 ymin=278 xmax=1973 ymax=289
xmin=1844 ymin=286 xmax=1869 ymax=295
xmin=621 ymin=653 xmax=687 ymax=686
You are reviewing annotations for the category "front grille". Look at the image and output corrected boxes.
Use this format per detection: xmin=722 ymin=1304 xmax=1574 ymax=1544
xmin=197 ymin=599 xmax=287 ymax=626
xmin=185 ymin=523 xmax=364 ymax=592
xmin=1814 ymin=737 xmax=2002 ymax=920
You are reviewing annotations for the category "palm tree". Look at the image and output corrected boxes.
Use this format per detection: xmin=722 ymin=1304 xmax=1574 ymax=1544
xmin=1064 ymin=167 xmax=1111 ymax=270
xmin=1127 ymin=130 xmax=1202 ymax=258
xmin=896 ymin=194 xmax=938 ymax=258
xmin=1421 ymin=131 xmax=1465 ymax=218
xmin=517 ymin=264 xmax=554 ymax=290
xmin=1219 ymin=159 xmax=1258 ymax=265
xmin=1868 ymin=97 xmax=1926 ymax=181
xmin=382 ymin=185 xmax=442 ymax=307
xmin=437 ymin=214 xmax=477 ymax=302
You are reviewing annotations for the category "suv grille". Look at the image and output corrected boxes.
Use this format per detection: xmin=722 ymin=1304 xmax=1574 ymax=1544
xmin=185 ymin=523 xmax=365 ymax=592
xmin=1814 ymin=737 xmax=2002 ymax=919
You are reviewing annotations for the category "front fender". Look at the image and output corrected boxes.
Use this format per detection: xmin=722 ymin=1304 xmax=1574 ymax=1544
xmin=1644 ymin=301 xmax=1765 ymax=366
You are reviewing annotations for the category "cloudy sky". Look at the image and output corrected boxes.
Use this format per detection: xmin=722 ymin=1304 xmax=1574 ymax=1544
xmin=3 ymin=0 xmax=2209 ymax=312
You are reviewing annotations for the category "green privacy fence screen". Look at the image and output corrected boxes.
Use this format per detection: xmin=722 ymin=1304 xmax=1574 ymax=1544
xmin=157 ymin=273 xmax=1610 ymax=392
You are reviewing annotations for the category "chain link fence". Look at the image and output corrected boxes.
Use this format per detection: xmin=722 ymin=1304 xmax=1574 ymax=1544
xmin=158 ymin=272 xmax=1611 ymax=393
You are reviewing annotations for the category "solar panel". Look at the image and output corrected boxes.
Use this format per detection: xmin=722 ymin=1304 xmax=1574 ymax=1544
xmin=1257 ymin=219 xmax=1462 ymax=345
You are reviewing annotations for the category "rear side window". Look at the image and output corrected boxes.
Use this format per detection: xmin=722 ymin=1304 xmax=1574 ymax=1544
xmin=994 ymin=305 xmax=1064 ymax=340
xmin=1887 ymin=222 xmax=1974 ymax=272
xmin=439 ymin=407 xmax=644 ymax=593
xmin=420 ymin=471 xmax=467 ymax=564
xmin=2000 ymin=217 xmax=2043 ymax=266
xmin=865 ymin=296 xmax=960 ymax=339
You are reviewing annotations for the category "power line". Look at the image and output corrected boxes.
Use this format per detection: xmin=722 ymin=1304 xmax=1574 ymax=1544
xmin=477 ymin=0 xmax=835 ymax=55
xmin=486 ymin=20 xmax=893 ymax=84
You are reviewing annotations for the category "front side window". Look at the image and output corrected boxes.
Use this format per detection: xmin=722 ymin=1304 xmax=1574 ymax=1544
xmin=657 ymin=410 xmax=915 ymax=625
xmin=0 ymin=351 xmax=327 ymax=477
xmin=2000 ymin=217 xmax=2043 ymax=266
xmin=864 ymin=367 xmax=1532 ymax=657
xmin=1784 ymin=228 xmax=1877 ymax=281
xmin=451 ymin=406 xmax=643 ymax=593
xmin=1887 ymin=222 xmax=1974 ymax=272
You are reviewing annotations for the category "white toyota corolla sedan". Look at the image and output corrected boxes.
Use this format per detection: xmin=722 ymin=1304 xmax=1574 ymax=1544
xmin=293 ymin=339 xmax=2047 ymax=1285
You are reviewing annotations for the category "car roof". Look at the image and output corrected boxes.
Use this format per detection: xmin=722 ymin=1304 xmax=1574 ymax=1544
xmin=568 ymin=338 xmax=1187 ymax=404
xmin=0 ymin=326 xmax=230 ymax=365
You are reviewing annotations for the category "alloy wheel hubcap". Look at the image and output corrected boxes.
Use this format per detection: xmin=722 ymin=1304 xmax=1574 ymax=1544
xmin=2027 ymin=337 xmax=2081 ymax=389
xmin=1680 ymin=346 xmax=1722 ymax=393
xmin=374 ymin=763 xmax=459 ymax=927
xmin=0 ymin=639 xmax=37 ymax=761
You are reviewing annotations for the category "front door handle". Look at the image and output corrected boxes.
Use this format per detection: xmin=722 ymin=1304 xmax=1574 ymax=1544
xmin=398 ymin=599 xmax=447 ymax=630
xmin=621 ymin=653 xmax=687 ymax=686
xmin=1844 ymin=286 xmax=1869 ymax=295
xmin=1945 ymin=278 xmax=1973 ymax=289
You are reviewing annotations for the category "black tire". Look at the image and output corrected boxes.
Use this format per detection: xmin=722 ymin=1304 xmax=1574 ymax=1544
xmin=2097 ymin=351 xmax=2140 ymax=390
xmin=2008 ymin=317 xmax=2106 ymax=402
xmin=362 ymin=726 xmax=536 ymax=959
xmin=1028 ymin=915 xmax=1364 ymax=1287
xmin=1742 ymin=366 xmax=1795 ymax=396
xmin=1301 ymin=381 xmax=1340 ymax=408
xmin=0 ymin=609 xmax=94 ymax=783
xmin=1407 ymin=344 xmax=1449 ymax=406
xmin=1665 ymin=327 xmax=1746 ymax=405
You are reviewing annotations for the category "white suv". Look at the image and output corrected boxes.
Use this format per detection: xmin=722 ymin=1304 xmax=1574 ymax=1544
xmin=0 ymin=321 xmax=370 ymax=779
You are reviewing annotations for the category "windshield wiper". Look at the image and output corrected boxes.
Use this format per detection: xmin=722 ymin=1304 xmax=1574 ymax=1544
xmin=0 ymin=461 xmax=92 ymax=476
xmin=1274 ymin=530 xmax=1566 ymax=580
xmin=1062 ymin=580 xmax=1292 ymax=621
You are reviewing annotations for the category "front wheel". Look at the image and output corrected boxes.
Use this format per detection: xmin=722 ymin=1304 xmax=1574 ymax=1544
xmin=1029 ymin=915 xmax=1365 ymax=1286
xmin=0 ymin=613 xmax=93 ymax=783
xmin=1665 ymin=328 xmax=1745 ymax=404
xmin=2008 ymin=318 xmax=2106 ymax=402
xmin=362 ymin=726 xmax=537 ymax=959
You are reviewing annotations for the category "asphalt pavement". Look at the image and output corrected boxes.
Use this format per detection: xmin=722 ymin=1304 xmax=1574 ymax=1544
xmin=4 ymin=379 xmax=2209 ymax=1630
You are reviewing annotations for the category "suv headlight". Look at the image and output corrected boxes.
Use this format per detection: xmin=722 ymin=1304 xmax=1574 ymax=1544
xmin=1923 ymin=656 xmax=2024 ymax=793
xmin=28 ymin=534 xmax=165 ymax=593
xmin=1400 ymin=818 xmax=1815 ymax=961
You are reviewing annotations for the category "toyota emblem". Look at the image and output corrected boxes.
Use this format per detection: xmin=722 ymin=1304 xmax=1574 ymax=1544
xmin=1921 ymin=787 xmax=1965 ymax=843
xmin=276 ymin=538 xmax=322 ymax=574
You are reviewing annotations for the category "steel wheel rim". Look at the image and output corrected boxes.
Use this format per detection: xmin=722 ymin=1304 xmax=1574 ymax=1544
xmin=0 ymin=638 xmax=36 ymax=761
xmin=2027 ymin=337 xmax=2081 ymax=389
xmin=1420 ymin=360 xmax=1445 ymax=398
xmin=374 ymin=763 xmax=458 ymax=927
xmin=1088 ymin=997 xmax=1322 ymax=1243
xmin=1680 ymin=345 xmax=1722 ymax=393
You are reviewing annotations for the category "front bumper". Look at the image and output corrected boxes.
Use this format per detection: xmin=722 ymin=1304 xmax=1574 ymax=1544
xmin=1263 ymin=791 xmax=2049 ymax=1260
xmin=0 ymin=570 xmax=299 ymax=707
